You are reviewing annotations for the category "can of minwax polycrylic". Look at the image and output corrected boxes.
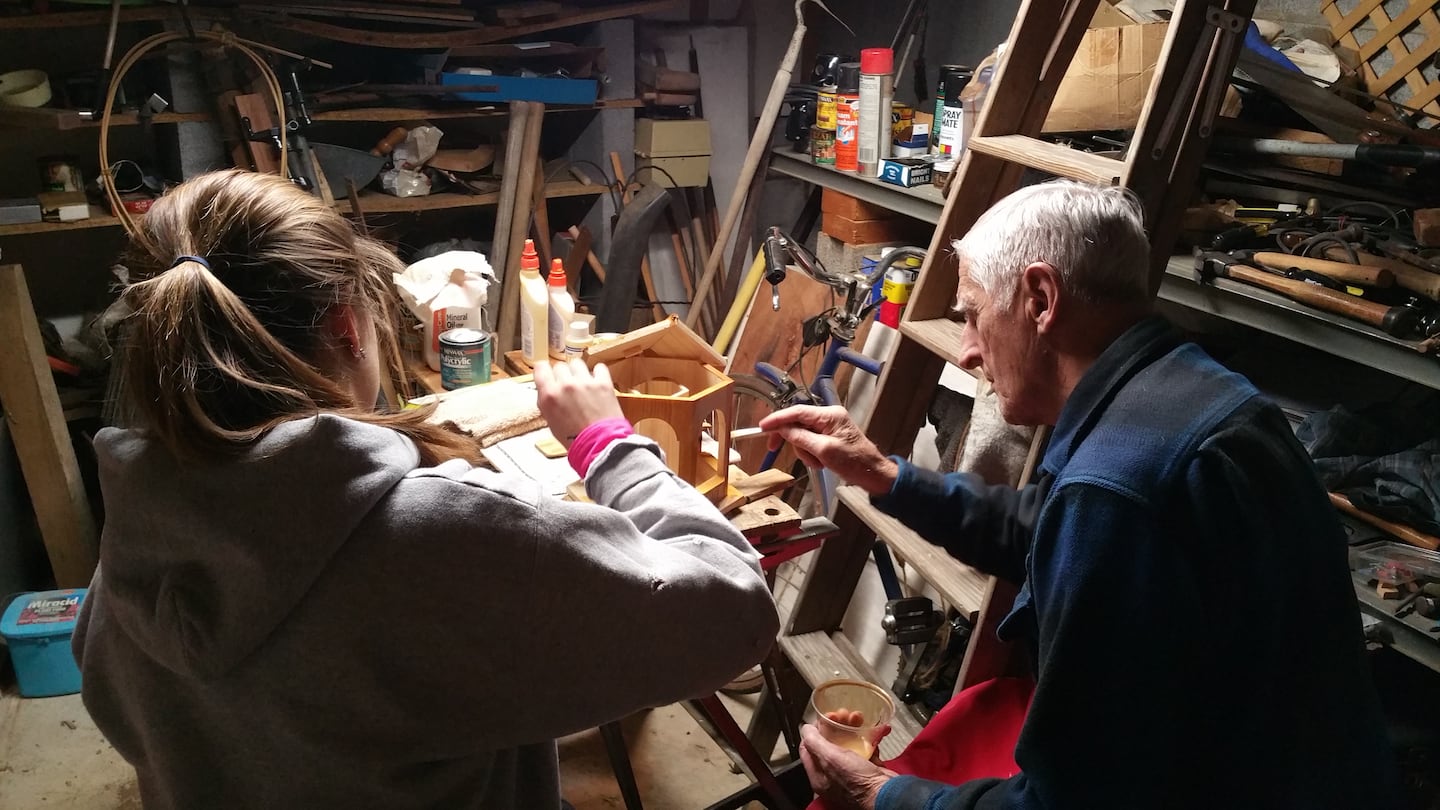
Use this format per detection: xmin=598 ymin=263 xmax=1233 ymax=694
xmin=439 ymin=328 xmax=492 ymax=390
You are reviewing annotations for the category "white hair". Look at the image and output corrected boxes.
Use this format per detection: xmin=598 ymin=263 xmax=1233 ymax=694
xmin=954 ymin=179 xmax=1150 ymax=308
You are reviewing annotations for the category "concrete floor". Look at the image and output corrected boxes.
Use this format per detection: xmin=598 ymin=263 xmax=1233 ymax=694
xmin=0 ymin=685 xmax=773 ymax=809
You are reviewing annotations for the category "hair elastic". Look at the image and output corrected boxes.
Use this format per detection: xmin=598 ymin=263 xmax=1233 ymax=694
xmin=170 ymin=255 xmax=211 ymax=270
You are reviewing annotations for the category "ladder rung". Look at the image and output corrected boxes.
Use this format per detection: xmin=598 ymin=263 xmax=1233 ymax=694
xmin=777 ymin=630 xmax=922 ymax=757
xmin=967 ymin=134 xmax=1124 ymax=185
xmin=837 ymin=486 xmax=990 ymax=619
xmin=900 ymin=318 xmax=982 ymax=380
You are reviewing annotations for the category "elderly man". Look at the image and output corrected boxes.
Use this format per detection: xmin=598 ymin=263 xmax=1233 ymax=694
xmin=761 ymin=181 xmax=1397 ymax=809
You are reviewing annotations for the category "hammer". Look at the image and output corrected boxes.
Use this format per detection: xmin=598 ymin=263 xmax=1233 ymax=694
xmin=1194 ymin=251 xmax=1419 ymax=337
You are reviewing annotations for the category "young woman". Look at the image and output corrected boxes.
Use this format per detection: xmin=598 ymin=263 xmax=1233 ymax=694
xmin=73 ymin=169 xmax=778 ymax=809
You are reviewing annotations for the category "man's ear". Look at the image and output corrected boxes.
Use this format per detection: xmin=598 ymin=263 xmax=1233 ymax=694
xmin=323 ymin=304 xmax=364 ymax=359
xmin=1019 ymin=262 xmax=1062 ymax=333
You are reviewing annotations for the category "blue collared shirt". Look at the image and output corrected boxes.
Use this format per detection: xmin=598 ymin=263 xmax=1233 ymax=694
xmin=870 ymin=315 xmax=1397 ymax=809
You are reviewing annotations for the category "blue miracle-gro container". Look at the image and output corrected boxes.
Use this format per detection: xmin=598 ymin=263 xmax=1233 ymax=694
xmin=1 ymin=588 xmax=87 ymax=697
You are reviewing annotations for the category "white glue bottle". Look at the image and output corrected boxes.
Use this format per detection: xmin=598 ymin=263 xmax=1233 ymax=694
xmin=563 ymin=320 xmax=591 ymax=359
xmin=547 ymin=258 xmax=575 ymax=360
xmin=519 ymin=240 xmax=550 ymax=366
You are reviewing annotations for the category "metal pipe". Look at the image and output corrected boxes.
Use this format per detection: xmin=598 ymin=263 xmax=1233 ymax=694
xmin=1215 ymin=137 xmax=1440 ymax=168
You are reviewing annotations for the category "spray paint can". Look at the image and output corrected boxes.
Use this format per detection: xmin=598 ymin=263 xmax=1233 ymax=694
xmin=857 ymin=48 xmax=894 ymax=177
xmin=439 ymin=328 xmax=492 ymax=390
xmin=930 ymin=66 xmax=972 ymax=155
xmin=834 ymin=62 xmax=861 ymax=173
xmin=937 ymin=68 xmax=974 ymax=157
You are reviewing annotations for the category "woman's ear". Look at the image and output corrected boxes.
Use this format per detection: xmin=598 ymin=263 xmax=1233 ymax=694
xmin=323 ymin=305 xmax=366 ymax=361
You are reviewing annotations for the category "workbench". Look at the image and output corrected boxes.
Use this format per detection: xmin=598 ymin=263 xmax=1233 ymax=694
xmin=410 ymin=371 xmax=832 ymax=808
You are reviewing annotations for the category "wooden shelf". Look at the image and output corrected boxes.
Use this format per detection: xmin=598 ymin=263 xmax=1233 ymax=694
xmin=836 ymin=486 xmax=990 ymax=619
xmin=0 ymin=7 xmax=181 ymax=30
xmin=338 ymin=180 xmax=603 ymax=215
xmin=0 ymin=206 xmax=122 ymax=238
xmin=0 ymin=182 xmax=603 ymax=237
xmin=0 ymin=99 xmax=642 ymax=130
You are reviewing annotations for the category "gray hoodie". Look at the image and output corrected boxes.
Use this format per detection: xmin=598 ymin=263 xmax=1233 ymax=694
xmin=74 ymin=414 xmax=778 ymax=809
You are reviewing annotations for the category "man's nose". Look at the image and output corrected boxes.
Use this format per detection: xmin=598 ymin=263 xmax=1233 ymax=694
xmin=957 ymin=323 xmax=982 ymax=370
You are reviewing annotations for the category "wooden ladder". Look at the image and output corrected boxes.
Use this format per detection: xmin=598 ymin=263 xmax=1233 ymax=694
xmin=778 ymin=0 xmax=1257 ymax=739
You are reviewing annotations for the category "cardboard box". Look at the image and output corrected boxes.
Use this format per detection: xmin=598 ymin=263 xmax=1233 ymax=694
xmin=636 ymin=119 xmax=711 ymax=187
xmin=1043 ymin=21 xmax=1167 ymax=133
xmin=0 ymin=198 xmax=42 ymax=226
xmin=37 ymin=192 xmax=89 ymax=223
xmin=879 ymin=157 xmax=936 ymax=187
xmin=821 ymin=212 xmax=926 ymax=246
xmin=637 ymin=118 xmax=711 ymax=156
xmin=821 ymin=188 xmax=900 ymax=222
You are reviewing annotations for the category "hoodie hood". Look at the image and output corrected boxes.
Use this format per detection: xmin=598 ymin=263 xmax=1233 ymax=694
xmin=94 ymin=414 xmax=419 ymax=679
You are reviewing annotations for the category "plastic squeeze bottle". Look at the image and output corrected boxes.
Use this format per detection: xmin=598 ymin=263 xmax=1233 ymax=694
xmin=547 ymin=258 xmax=575 ymax=359
xmin=519 ymin=240 xmax=549 ymax=365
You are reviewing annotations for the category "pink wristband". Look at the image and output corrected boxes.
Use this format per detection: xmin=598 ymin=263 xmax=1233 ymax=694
xmin=568 ymin=417 xmax=635 ymax=477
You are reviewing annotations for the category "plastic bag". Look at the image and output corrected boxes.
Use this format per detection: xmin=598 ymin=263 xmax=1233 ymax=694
xmin=394 ymin=250 xmax=495 ymax=371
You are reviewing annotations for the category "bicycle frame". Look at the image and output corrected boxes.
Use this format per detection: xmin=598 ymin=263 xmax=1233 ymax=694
xmin=754 ymin=336 xmax=884 ymax=471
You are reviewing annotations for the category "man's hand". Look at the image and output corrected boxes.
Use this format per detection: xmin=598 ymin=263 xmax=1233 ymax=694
xmin=758 ymin=406 xmax=898 ymax=496
xmin=799 ymin=724 xmax=897 ymax=810
xmin=534 ymin=359 xmax=625 ymax=449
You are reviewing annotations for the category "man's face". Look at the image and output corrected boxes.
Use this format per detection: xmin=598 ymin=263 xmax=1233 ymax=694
xmin=954 ymin=262 xmax=1048 ymax=425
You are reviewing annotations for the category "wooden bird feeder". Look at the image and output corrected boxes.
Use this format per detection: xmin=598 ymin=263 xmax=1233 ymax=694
xmin=585 ymin=316 xmax=733 ymax=503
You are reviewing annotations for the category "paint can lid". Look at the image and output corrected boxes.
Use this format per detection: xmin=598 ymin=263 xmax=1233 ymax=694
xmin=837 ymin=62 xmax=861 ymax=93
xmin=860 ymin=48 xmax=893 ymax=75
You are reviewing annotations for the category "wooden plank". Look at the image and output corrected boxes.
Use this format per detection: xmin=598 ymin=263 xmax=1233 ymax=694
xmin=837 ymin=487 xmax=989 ymax=619
xmin=966 ymin=135 xmax=1123 ymax=186
xmin=0 ymin=206 xmax=122 ymax=237
xmin=953 ymin=577 xmax=1020 ymax=693
xmin=493 ymin=101 xmax=535 ymax=357
xmin=786 ymin=502 xmax=879 ymax=635
xmin=776 ymin=631 xmax=918 ymax=759
xmin=233 ymin=93 xmax=281 ymax=175
xmin=731 ymin=495 xmax=802 ymax=538
xmin=252 ymin=0 xmax=682 ymax=48
xmin=729 ymin=467 xmax=795 ymax=503
xmin=0 ymin=7 xmax=178 ymax=29
xmin=0 ymin=265 xmax=99 ymax=587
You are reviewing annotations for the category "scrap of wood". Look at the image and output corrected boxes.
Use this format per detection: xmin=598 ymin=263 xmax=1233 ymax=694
xmin=731 ymin=495 xmax=802 ymax=538
xmin=564 ymin=225 xmax=591 ymax=296
xmin=233 ymin=93 xmax=281 ymax=174
xmin=495 ymin=101 xmax=543 ymax=355
xmin=729 ymin=466 xmax=794 ymax=503
xmin=0 ymin=265 xmax=99 ymax=587
xmin=531 ymin=155 xmax=554 ymax=270
xmin=492 ymin=1 xmax=563 ymax=23
xmin=535 ymin=433 xmax=567 ymax=458
xmin=566 ymin=225 xmax=607 ymax=282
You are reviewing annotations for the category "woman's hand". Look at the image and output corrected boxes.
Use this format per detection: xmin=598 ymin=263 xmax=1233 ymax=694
xmin=534 ymin=359 xmax=626 ymax=449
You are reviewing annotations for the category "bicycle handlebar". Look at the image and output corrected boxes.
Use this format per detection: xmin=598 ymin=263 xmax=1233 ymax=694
xmin=762 ymin=226 xmax=928 ymax=318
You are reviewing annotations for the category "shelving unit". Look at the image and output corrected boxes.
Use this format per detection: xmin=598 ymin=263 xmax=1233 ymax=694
xmin=0 ymin=99 xmax=643 ymax=131
xmin=770 ymin=146 xmax=1440 ymax=389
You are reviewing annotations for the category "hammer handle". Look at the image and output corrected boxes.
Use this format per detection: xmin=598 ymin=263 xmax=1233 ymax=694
xmin=1329 ymin=492 xmax=1440 ymax=551
xmin=1321 ymin=246 xmax=1440 ymax=301
xmin=1221 ymin=263 xmax=1413 ymax=335
xmin=1250 ymin=252 xmax=1393 ymax=288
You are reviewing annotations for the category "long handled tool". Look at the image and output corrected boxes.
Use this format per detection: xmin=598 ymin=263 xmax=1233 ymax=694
xmin=1194 ymin=251 xmax=1418 ymax=336
xmin=1240 ymin=251 xmax=1393 ymax=288
xmin=684 ymin=0 xmax=849 ymax=332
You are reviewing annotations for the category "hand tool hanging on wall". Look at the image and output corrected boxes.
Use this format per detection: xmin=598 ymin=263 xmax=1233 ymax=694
xmin=1194 ymin=250 xmax=1420 ymax=337
xmin=685 ymin=0 xmax=851 ymax=333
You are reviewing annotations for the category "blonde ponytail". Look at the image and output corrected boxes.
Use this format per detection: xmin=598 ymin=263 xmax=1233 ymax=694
xmin=118 ymin=170 xmax=483 ymax=466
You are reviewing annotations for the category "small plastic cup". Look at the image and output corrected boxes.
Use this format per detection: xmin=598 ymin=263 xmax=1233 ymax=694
xmin=809 ymin=679 xmax=895 ymax=759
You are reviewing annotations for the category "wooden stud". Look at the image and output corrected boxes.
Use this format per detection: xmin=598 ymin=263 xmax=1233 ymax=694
xmin=0 ymin=265 xmax=99 ymax=587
